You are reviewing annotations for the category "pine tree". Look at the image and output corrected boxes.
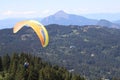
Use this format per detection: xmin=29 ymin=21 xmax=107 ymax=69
xmin=64 ymin=72 xmax=72 ymax=80
xmin=2 ymin=54 xmax=10 ymax=71
xmin=28 ymin=66 xmax=39 ymax=80
xmin=15 ymin=64 xmax=25 ymax=80
xmin=9 ymin=53 xmax=19 ymax=74
xmin=0 ymin=56 xmax=3 ymax=71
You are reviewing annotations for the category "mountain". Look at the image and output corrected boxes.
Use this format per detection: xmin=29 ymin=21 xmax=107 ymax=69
xmin=41 ymin=10 xmax=120 ymax=28
xmin=97 ymin=19 xmax=120 ymax=28
xmin=0 ymin=24 xmax=120 ymax=79
xmin=0 ymin=18 xmax=42 ymax=29
xmin=1 ymin=10 xmax=120 ymax=29
xmin=0 ymin=18 xmax=23 ymax=29
xmin=41 ymin=10 xmax=98 ymax=25
xmin=114 ymin=20 xmax=120 ymax=25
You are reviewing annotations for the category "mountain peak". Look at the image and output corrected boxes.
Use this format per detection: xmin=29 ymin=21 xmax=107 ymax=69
xmin=97 ymin=19 xmax=120 ymax=28
xmin=41 ymin=10 xmax=98 ymax=25
xmin=54 ymin=10 xmax=67 ymax=15
xmin=97 ymin=19 xmax=112 ymax=25
xmin=54 ymin=10 xmax=69 ymax=18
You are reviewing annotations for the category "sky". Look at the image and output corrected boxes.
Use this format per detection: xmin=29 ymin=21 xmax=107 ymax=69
xmin=0 ymin=0 xmax=120 ymax=20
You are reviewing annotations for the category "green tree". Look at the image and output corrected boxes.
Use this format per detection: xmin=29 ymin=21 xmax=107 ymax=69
xmin=28 ymin=66 xmax=39 ymax=80
xmin=2 ymin=54 xmax=10 ymax=71
xmin=0 ymin=56 xmax=3 ymax=71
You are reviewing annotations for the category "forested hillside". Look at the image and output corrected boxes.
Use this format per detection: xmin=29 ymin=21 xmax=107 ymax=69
xmin=0 ymin=53 xmax=84 ymax=80
xmin=0 ymin=24 xmax=120 ymax=79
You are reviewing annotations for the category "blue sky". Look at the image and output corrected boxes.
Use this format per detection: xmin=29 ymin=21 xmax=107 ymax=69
xmin=0 ymin=0 xmax=120 ymax=19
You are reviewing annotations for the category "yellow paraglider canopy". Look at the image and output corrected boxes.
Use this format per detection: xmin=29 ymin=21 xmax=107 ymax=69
xmin=13 ymin=20 xmax=49 ymax=47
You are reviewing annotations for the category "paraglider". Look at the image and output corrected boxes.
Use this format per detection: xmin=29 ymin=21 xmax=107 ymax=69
xmin=24 ymin=61 xmax=29 ymax=69
xmin=13 ymin=20 xmax=49 ymax=47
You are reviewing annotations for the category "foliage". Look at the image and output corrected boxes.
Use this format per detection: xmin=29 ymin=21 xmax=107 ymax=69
xmin=0 ymin=53 xmax=84 ymax=80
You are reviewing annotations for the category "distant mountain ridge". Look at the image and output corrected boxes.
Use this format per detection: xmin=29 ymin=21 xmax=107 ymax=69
xmin=114 ymin=20 xmax=120 ymax=25
xmin=97 ymin=19 xmax=120 ymax=28
xmin=41 ymin=10 xmax=98 ymax=25
xmin=41 ymin=10 xmax=120 ymax=28
xmin=0 ymin=18 xmax=42 ymax=29
xmin=0 ymin=10 xmax=120 ymax=29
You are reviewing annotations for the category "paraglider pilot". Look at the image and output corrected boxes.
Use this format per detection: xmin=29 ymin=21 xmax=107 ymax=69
xmin=24 ymin=61 xmax=29 ymax=69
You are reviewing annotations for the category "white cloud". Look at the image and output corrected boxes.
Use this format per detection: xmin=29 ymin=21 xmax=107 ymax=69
xmin=40 ymin=10 xmax=54 ymax=17
xmin=0 ymin=10 xmax=40 ymax=19
xmin=0 ymin=10 xmax=53 ymax=19
xmin=2 ymin=11 xmax=13 ymax=15
xmin=42 ymin=10 xmax=51 ymax=14
xmin=2 ymin=10 xmax=36 ymax=15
